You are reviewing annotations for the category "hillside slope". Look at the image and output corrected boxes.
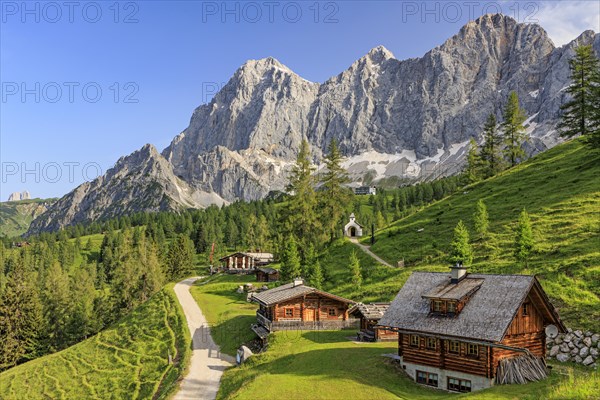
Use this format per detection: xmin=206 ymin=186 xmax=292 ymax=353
xmin=0 ymin=199 xmax=56 ymax=237
xmin=0 ymin=286 xmax=190 ymax=400
xmin=319 ymin=138 xmax=600 ymax=331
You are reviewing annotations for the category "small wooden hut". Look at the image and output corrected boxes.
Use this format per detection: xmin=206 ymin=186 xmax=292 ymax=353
xmin=255 ymin=267 xmax=280 ymax=282
xmin=349 ymin=303 xmax=397 ymax=342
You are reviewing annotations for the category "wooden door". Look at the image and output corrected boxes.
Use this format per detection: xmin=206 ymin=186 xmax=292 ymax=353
xmin=304 ymin=308 xmax=316 ymax=321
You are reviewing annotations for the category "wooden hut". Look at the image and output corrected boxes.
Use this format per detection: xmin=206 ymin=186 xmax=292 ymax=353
xmin=378 ymin=265 xmax=565 ymax=392
xmin=256 ymin=267 xmax=280 ymax=282
xmin=349 ymin=303 xmax=397 ymax=342
xmin=251 ymin=279 xmax=357 ymax=333
xmin=219 ymin=252 xmax=274 ymax=273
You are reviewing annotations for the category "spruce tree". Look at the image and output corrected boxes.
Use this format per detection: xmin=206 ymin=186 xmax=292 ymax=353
xmin=311 ymin=260 xmax=324 ymax=290
xmin=480 ymin=113 xmax=504 ymax=177
xmin=473 ymin=199 xmax=489 ymax=240
xmin=320 ymin=139 xmax=352 ymax=241
xmin=283 ymin=140 xmax=321 ymax=247
xmin=514 ymin=208 xmax=534 ymax=266
xmin=449 ymin=220 xmax=473 ymax=266
xmin=167 ymin=234 xmax=195 ymax=280
xmin=43 ymin=262 xmax=72 ymax=351
xmin=558 ymin=44 xmax=600 ymax=147
xmin=501 ymin=91 xmax=528 ymax=167
xmin=280 ymin=235 xmax=301 ymax=281
xmin=349 ymin=250 xmax=362 ymax=289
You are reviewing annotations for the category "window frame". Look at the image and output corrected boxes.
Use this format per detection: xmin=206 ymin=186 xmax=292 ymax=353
xmin=416 ymin=370 xmax=438 ymax=387
xmin=448 ymin=340 xmax=460 ymax=354
xmin=522 ymin=303 xmax=529 ymax=316
xmin=467 ymin=343 xmax=479 ymax=357
xmin=328 ymin=308 xmax=337 ymax=317
xmin=447 ymin=301 xmax=457 ymax=314
xmin=284 ymin=308 xmax=294 ymax=318
xmin=448 ymin=377 xmax=472 ymax=393
xmin=426 ymin=337 xmax=437 ymax=350
xmin=410 ymin=335 xmax=420 ymax=348
xmin=433 ymin=300 xmax=443 ymax=312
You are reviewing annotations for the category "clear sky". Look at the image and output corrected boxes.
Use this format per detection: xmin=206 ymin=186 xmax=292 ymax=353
xmin=1 ymin=0 xmax=598 ymax=200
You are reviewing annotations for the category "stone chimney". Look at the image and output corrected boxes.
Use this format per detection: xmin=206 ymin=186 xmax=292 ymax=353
xmin=450 ymin=263 xmax=467 ymax=284
xmin=293 ymin=278 xmax=304 ymax=287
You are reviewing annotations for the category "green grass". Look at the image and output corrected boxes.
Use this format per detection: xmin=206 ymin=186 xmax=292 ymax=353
xmin=0 ymin=285 xmax=191 ymax=400
xmin=217 ymin=330 xmax=599 ymax=400
xmin=190 ymin=274 xmax=266 ymax=356
xmin=318 ymin=139 xmax=600 ymax=331
xmin=0 ymin=198 xmax=56 ymax=237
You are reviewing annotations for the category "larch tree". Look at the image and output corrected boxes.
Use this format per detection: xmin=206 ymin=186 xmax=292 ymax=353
xmin=514 ymin=208 xmax=534 ymax=266
xmin=465 ymin=138 xmax=483 ymax=183
xmin=558 ymin=44 xmax=600 ymax=147
xmin=501 ymin=91 xmax=528 ymax=167
xmin=449 ymin=220 xmax=473 ymax=266
xmin=349 ymin=250 xmax=362 ymax=289
xmin=473 ymin=199 xmax=489 ymax=240
xmin=320 ymin=138 xmax=352 ymax=241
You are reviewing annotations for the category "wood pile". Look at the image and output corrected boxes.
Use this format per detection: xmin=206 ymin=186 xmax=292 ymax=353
xmin=495 ymin=355 xmax=548 ymax=385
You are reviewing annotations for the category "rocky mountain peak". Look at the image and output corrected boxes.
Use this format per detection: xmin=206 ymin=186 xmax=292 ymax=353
xmin=365 ymin=45 xmax=395 ymax=63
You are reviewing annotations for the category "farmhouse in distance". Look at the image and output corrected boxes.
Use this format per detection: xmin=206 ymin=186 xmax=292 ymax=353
xmin=378 ymin=264 xmax=566 ymax=392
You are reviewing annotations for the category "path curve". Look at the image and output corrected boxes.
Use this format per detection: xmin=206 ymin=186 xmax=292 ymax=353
xmin=349 ymin=238 xmax=394 ymax=268
xmin=173 ymin=277 xmax=235 ymax=400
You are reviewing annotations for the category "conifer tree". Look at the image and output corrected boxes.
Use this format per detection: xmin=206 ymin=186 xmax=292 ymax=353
xmin=465 ymin=138 xmax=482 ymax=183
xmin=449 ymin=220 xmax=473 ymax=266
xmin=349 ymin=250 xmax=362 ymax=289
xmin=167 ymin=234 xmax=195 ymax=280
xmin=283 ymin=140 xmax=321 ymax=247
xmin=501 ymin=91 xmax=528 ymax=167
xmin=280 ymin=235 xmax=301 ymax=281
xmin=310 ymin=260 xmax=324 ymax=290
xmin=43 ymin=262 xmax=72 ymax=351
xmin=320 ymin=139 xmax=352 ymax=241
xmin=480 ymin=113 xmax=504 ymax=177
xmin=473 ymin=199 xmax=489 ymax=240
xmin=558 ymin=44 xmax=600 ymax=147
xmin=0 ymin=263 xmax=44 ymax=370
xmin=514 ymin=208 xmax=534 ymax=266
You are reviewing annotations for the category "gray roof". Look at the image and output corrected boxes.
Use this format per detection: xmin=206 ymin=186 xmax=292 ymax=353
xmin=251 ymin=282 xmax=354 ymax=307
xmin=422 ymin=278 xmax=484 ymax=301
xmin=219 ymin=252 xmax=274 ymax=262
xmin=257 ymin=267 xmax=278 ymax=274
xmin=379 ymin=272 xmax=541 ymax=342
xmin=349 ymin=303 xmax=390 ymax=320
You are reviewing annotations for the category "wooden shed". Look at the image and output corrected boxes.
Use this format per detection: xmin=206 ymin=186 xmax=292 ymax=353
xmin=256 ymin=267 xmax=280 ymax=282
xmin=378 ymin=265 xmax=566 ymax=393
xmin=349 ymin=303 xmax=397 ymax=342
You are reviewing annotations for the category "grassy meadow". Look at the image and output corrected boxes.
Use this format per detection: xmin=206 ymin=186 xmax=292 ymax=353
xmin=0 ymin=285 xmax=190 ymax=400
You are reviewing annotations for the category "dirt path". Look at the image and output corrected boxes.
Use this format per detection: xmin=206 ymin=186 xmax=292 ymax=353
xmin=173 ymin=277 xmax=235 ymax=400
xmin=349 ymin=238 xmax=394 ymax=268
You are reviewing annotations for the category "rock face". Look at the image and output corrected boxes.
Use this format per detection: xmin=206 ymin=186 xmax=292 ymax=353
xmin=27 ymin=145 xmax=225 ymax=233
xmin=28 ymin=14 xmax=600 ymax=233
xmin=7 ymin=191 xmax=31 ymax=202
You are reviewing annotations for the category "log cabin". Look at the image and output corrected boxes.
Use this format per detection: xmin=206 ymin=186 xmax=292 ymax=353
xmin=378 ymin=264 xmax=566 ymax=393
xmin=219 ymin=252 xmax=274 ymax=273
xmin=251 ymin=278 xmax=357 ymax=334
xmin=349 ymin=303 xmax=398 ymax=342
xmin=256 ymin=267 xmax=280 ymax=282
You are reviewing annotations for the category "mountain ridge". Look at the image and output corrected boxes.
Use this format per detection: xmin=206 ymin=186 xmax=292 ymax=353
xmin=27 ymin=14 xmax=600 ymax=234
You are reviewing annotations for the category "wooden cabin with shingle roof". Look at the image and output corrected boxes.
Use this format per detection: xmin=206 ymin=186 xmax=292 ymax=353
xmin=219 ymin=252 xmax=274 ymax=273
xmin=378 ymin=264 xmax=566 ymax=393
xmin=251 ymin=279 xmax=357 ymax=332
xmin=349 ymin=303 xmax=397 ymax=341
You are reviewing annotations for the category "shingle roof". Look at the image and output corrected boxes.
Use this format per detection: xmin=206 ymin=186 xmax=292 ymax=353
xmin=379 ymin=272 xmax=539 ymax=342
xmin=219 ymin=252 xmax=274 ymax=262
xmin=257 ymin=267 xmax=278 ymax=274
xmin=251 ymin=282 xmax=354 ymax=307
xmin=349 ymin=303 xmax=390 ymax=320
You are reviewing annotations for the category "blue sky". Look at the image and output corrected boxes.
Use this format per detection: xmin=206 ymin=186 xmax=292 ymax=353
xmin=1 ymin=0 xmax=599 ymax=199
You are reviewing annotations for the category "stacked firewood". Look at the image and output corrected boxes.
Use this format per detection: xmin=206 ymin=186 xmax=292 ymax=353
xmin=495 ymin=355 xmax=548 ymax=385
